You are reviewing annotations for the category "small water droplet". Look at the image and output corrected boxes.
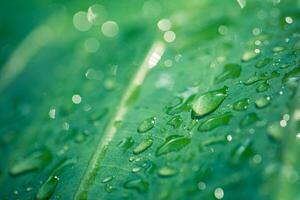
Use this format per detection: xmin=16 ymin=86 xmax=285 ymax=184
xmin=132 ymin=167 xmax=142 ymax=173
xmin=282 ymin=66 xmax=300 ymax=84
xmin=87 ymin=4 xmax=106 ymax=25
xmin=137 ymin=117 xmax=156 ymax=133
xmin=267 ymin=122 xmax=284 ymax=141
xmin=239 ymin=113 xmax=259 ymax=127
xmin=272 ymin=46 xmax=285 ymax=53
xmin=105 ymin=184 xmax=114 ymax=193
xmin=214 ymin=64 xmax=241 ymax=83
xmin=198 ymin=112 xmax=232 ymax=132
xmin=230 ymin=139 xmax=253 ymax=165
xmin=191 ymin=86 xmax=228 ymax=117
xmin=214 ymin=187 xmax=224 ymax=199
xmin=133 ymin=139 xmax=153 ymax=155
xmin=36 ymin=159 xmax=76 ymax=200
xmin=256 ymin=81 xmax=270 ymax=93
xmin=255 ymin=96 xmax=271 ymax=108
xmin=233 ymin=98 xmax=250 ymax=111
xmin=167 ymin=115 xmax=183 ymax=129
xmin=241 ymin=50 xmax=260 ymax=62
xmin=102 ymin=176 xmax=114 ymax=183
xmin=158 ymin=166 xmax=177 ymax=177
xmin=255 ymin=58 xmax=272 ymax=68
xmin=10 ymin=148 xmax=52 ymax=176
xmin=73 ymin=11 xmax=91 ymax=31
xmin=123 ymin=178 xmax=149 ymax=193
xmin=118 ymin=137 xmax=135 ymax=152
xmin=101 ymin=21 xmax=119 ymax=37
xmin=156 ymin=135 xmax=190 ymax=156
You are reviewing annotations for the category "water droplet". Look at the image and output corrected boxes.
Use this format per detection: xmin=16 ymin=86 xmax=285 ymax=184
xmin=85 ymin=68 xmax=103 ymax=80
xmin=165 ymin=95 xmax=195 ymax=115
xmin=239 ymin=113 xmax=259 ymax=127
xmin=105 ymin=184 xmax=114 ymax=193
xmin=230 ymin=139 xmax=253 ymax=164
xmin=267 ymin=122 xmax=284 ymax=141
xmin=72 ymin=94 xmax=82 ymax=104
xmin=101 ymin=21 xmax=119 ymax=37
xmin=124 ymin=178 xmax=149 ymax=193
xmin=157 ymin=19 xmax=172 ymax=31
xmin=48 ymin=108 xmax=56 ymax=119
xmin=74 ymin=132 xmax=88 ymax=144
xmin=256 ymin=81 xmax=270 ymax=93
xmin=133 ymin=139 xmax=153 ymax=155
xmin=167 ymin=115 xmax=183 ymax=129
xmin=158 ymin=166 xmax=177 ymax=177
xmin=132 ymin=167 xmax=142 ymax=173
xmin=198 ymin=112 xmax=232 ymax=132
xmin=191 ymin=86 xmax=228 ymax=117
xmin=214 ymin=187 xmax=224 ymax=199
xmin=87 ymin=4 xmax=106 ymax=25
xmin=272 ymin=46 xmax=285 ymax=53
xmin=118 ymin=137 xmax=135 ymax=152
xmin=73 ymin=11 xmax=91 ymax=32
xmin=241 ymin=50 xmax=260 ymax=62
xmin=36 ymin=159 xmax=76 ymax=200
xmin=164 ymin=31 xmax=176 ymax=43
xmin=233 ymin=98 xmax=250 ymax=111
xmin=102 ymin=176 xmax=114 ymax=183
xmin=255 ymin=96 xmax=271 ymax=108
xmin=137 ymin=117 xmax=156 ymax=133
xmin=10 ymin=148 xmax=52 ymax=176
xmin=214 ymin=64 xmax=241 ymax=83
xmin=282 ymin=66 xmax=300 ymax=84
xmin=156 ymin=135 xmax=190 ymax=156
xmin=255 ymin=58 xmax=272 ymax=68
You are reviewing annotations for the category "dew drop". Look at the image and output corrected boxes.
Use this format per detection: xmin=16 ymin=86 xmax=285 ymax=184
xmin=101 ymin=21 xmax=119 ymax=37
xmin=267 ymin=122 xmax=284 ymax=141
xmin=230 ymin=139 xmax=253 ymax=165
xmin=102 ymin=176 xmax=114 ymax=183
xmin=198 ymin=112 xmax=232 ymax=132
xmin=255 ymin=58 xmax=272 ymax=68
xmin=191 ymin=86 xmax=228 ymax=117
xmin=214 ymin=64 xmax=241 ymax=83
xmin=233 ymin=98 xmax=250 ymax=111
xmin=158 ymin=166 xmax=177 ymax=177
xmin=137 ymin=117 xmax=156 ymax=133
xmin=255 ymin=96 xmax=271 ymax=108
xmin=73 ymin=11 xmax=91 ymax=32
xmin=167 ymin=115 xmax=183 ymax=129
xmin=164 ymin=31 xmax=176 ymax=43
xmin=157 ymin=18 xmax=172 ymax=31
xmin=214 ymin=187 xmax=224 ymax=199
xmin=133 ymin=139 xmax=153 ymax=155
xmin=72 ymin=94 xmax=82 ymax=104
xmin=118 ymin=137 xmax=135 ymax=152
xmin=87 ymin=4 xmax=106 ymax=25
xmin=36 ymin=159 xmax=76 ymax=200
xmin=272 ymin=46 xmax=285 ymax=53
xmin=256 ymin=81 xmax=270 ymax=93
xmin=282 ymin=66 xmax=300 ymax=84
xmin=156 ymin=135 xmax=190 ymax=156
xmin=10 ymin=148 xmax=52 ymax=176
xmin=241 ymin=50 xmax=260 ymax=62
xmin=124 ymin=178 xmax=149 ymax=193
xmin=105 ymin=184 xmax=114 ymax=193
xmin=239 ymin=112 xmax=259 ymax=127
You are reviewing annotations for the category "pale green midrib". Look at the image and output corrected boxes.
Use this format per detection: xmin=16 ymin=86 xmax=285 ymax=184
xmin=74 ymin=41 xmax=165 ymax=199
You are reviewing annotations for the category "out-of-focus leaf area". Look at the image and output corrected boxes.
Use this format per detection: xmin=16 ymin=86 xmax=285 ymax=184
xmin=1 ymin=0 xmax=300 ymax=199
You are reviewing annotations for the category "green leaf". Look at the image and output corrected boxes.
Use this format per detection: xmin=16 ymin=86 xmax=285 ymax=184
xmin=0 ymin=0 xmax=300 ymax=200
